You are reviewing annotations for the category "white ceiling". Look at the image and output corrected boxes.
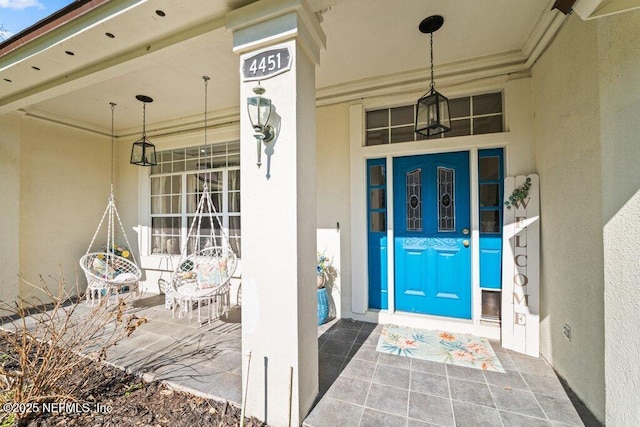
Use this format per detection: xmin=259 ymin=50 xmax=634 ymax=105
xmin=0 ymin=0 xmax=555 ymax=134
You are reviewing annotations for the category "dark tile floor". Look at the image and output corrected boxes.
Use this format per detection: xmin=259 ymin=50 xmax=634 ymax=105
xmin=304 ymin=319 xmax=585 ymax=427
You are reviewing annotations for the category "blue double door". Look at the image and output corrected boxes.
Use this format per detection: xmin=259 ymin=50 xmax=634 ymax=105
xmin=393 ymin=152 xmax=471 ymax=319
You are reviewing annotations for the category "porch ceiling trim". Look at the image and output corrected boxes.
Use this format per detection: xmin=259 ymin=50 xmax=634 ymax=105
xmin=0 ymin=16 xmax=228 ymax=116
xmin=316 ymin=8 xmax=568 ymax=107
xmin=573 ymin=0 xmax=640 ymax=19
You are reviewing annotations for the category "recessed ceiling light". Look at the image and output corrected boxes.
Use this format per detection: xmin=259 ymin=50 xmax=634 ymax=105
xmin=31 ymin=66 xmax=41 ymax=71
xmin=3 ymin=78 xmax=12 ymax=82
xmin=155 ymin=10 xmax=166 ymax=17
xmin=65 ymin=51 xmax=75 ymax=56
xmin=105 ymin=32 xmax=115 ymax=38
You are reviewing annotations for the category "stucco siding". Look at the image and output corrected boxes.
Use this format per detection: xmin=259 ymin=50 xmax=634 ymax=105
xmin=316 ymin=102 xmax=351 ymax=319
xmin=532 ymin=14 xmax=605 ymax=422
xmin=18 ymin=118 xmax=110 ymax=301
xmin=598 ymin=9 xmax=640 ymax=426
xmin=0 ymin=113 xmax=22 ymax=312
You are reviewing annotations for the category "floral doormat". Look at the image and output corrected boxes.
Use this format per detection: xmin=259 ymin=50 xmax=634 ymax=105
xmin=376 ymin=325 xmax=505 ymax=373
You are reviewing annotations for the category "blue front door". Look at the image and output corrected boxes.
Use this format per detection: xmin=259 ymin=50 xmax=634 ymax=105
xmin=393 ymin=152 xmax=471 ymax=319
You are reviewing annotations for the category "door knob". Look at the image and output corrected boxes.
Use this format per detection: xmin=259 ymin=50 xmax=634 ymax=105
xmin=462 ymin=228 xmax=469 ymax=235
xmin=463 ymin=240 xmax=469 ymax=247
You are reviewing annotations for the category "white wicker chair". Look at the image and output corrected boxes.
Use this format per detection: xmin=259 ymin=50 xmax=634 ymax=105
xmin=80 ymin=192 xmax=141 ymax=307
xmin=170 ymin=246 xmax=237 ymax=323
xmin=80 ymin=252 xmax=141 ymax=306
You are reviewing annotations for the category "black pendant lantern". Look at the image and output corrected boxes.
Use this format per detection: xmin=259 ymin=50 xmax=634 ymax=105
xmin=130 ymin=95 xmax=157 ymax=166
xmin=415 ymin=15 xmax=451 ymax=138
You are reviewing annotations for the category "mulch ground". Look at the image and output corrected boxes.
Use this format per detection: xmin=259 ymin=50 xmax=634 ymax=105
xmin=0 ymin=337 xmax=265 ymax=427
xmin=21 ymin=362 xmax=265 ymax=427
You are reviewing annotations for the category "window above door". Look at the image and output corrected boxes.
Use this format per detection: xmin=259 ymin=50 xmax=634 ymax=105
xmin=365 ymin=92 xmax=503 ymax=146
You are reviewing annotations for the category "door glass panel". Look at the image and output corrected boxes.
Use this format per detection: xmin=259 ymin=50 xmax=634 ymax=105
xmin=479 ymin=156 xmax=500 ymax=180
xmin=438 ymin=167 xmax=455 ymax=231
xmin=369 ymin=165 xmax=385 ymax=186
xmin=480 ymin=210 xmax=500 ymax=233
xmin=480 ymin=184 xmax=500 ymax=207
xmin=406 ymin=169 xmax=422 ymax=231
xmin=370 ymin=189 xmax=385 ymax=209
xmin=370 ymin=212 xmax=386 ymax=232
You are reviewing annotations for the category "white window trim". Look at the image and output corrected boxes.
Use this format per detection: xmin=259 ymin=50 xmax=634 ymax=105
xmin=137 ymin=125 xmax=241 ymax=272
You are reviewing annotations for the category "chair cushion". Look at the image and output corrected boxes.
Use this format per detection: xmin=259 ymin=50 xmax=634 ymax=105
xmin=112 ymin=272 xmax=138 ymax=284
xmin=196 ymin=259 xmax=222 ymax=289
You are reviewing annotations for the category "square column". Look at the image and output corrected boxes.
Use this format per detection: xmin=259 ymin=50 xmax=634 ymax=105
xmin=226 ymin=1 xmax=325 ymax=426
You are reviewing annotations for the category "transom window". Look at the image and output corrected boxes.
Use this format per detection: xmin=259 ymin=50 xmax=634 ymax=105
xmin=365 ymin=92 xmax=503 ymax=146
xmin=150 ymin=142 xmax=241 ymax=258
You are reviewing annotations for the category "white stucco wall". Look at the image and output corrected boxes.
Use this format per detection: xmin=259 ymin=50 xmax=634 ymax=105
xmin=531 ymin=13 xmax=605 ymax=422
xmin=316 ymin=103 xmax=351 ymax=319
xmin=597 ymin=9 xmax=640 ymax=426
xmin=7 ymin=117 xmax=110 ymax=302
xmin=0 ymin=113 xmax=22 ymax=312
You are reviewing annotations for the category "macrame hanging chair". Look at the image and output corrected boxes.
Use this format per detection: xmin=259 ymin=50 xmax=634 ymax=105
xmin=80 ymin=103 xmax=142 ymax=306
xmin=165 ymin=76 xmax=238 ymax=323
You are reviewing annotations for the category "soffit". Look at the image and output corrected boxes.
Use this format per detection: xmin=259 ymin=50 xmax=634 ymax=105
xmin=0 ymin=0 xmax=558 ymax=134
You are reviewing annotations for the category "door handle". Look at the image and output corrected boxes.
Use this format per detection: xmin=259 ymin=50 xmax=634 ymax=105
xmin=462 ymin=228 xmax=469 ymax=235
xmin=463 ymin=240 xmax=469 ymax=247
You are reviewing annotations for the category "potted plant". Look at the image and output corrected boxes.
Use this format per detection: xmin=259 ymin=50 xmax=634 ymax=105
xmin=316 ymin=252 xmax=334 ymax=325
xmin=316 ymin=252 xmax=333 ymax=288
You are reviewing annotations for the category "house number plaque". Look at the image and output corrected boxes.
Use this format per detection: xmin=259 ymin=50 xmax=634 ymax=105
xmin=242 ymin=48 xmax=292 ymax=82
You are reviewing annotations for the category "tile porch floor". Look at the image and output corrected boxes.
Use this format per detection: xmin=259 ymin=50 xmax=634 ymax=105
xmin=79 ymin=296 xmax=586 ymax=426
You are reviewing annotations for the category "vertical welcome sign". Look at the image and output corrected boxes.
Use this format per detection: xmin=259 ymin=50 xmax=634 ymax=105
xmin=501 ymin=174 xmax=540 ymax=357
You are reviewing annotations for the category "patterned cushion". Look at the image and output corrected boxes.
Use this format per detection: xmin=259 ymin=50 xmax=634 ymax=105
xmin=196 ymin=260 xmax=222 ymax=290
xmin=91 ymin=257 xmax=114 ymax=279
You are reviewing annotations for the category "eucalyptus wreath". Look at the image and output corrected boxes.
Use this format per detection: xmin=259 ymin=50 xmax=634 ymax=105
xmin=504 ymin=177 xmax=532 ymax=209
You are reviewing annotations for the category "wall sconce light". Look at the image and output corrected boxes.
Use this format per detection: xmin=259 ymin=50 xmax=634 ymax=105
xmin=130 ymin=94 xmax=157 ymax=166
xmin=247 ymin=85 xmax=274 ymax=167
xmin=415 ymin=15 xmax=451 ymax=138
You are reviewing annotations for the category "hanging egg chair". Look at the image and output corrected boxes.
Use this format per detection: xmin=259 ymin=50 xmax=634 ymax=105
xmin=80 ymin=103 xmax=142 ymax=306
xmin=165 ymin=76 xmax=238 ymax=323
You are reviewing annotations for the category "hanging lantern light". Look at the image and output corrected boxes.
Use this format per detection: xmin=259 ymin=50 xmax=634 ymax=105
xmin=130 ymin=94 xmax=157 ymax=166
xmin=415 ymin=15 xmax=451 ymax=138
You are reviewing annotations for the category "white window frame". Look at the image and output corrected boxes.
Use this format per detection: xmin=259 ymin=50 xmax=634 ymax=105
xmin=137 ymin=127 xmax=241 ymax=272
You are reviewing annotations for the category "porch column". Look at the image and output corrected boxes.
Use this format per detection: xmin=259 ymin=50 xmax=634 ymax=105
xmin=226 ymin=1 xmax=325 ymax=426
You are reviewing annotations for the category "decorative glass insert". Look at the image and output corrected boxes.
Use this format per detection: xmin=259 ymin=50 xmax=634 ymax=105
xmin=406 ymin=169 xmax=422 ymax=231
xmin=438 ymin=167 xmax=455 ymax=231
xmin=365 ymin=92 xmax=503 ymax=146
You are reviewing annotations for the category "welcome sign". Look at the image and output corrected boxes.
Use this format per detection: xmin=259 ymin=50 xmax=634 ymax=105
xmin=501 ymin=174 xmax=540 ymax=357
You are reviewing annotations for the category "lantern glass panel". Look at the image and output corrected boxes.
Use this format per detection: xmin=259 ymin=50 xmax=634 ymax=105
xmin=247 ymin=96 xmax=271 ymax=130
xmin=131 ymin=140 xmax=157 ymax=166
xmin=416 ymin=90 xmax=451 ymax=136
